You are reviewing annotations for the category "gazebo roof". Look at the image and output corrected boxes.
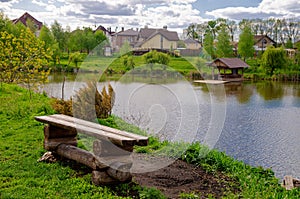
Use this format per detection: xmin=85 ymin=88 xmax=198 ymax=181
xmin=210 ymin=58 xmax=249 ymax=69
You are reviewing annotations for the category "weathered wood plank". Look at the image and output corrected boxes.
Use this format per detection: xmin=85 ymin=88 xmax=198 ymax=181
xmin=35 ymin=115 xmax=135 ymax=147
xmin=283 ymin=175 xmax=294 ymax=190
xmin=51 ymin=114 xmax=148 ymax=146
xmin=44 ymin=137 xmax=77 ymax=151
xmin=44 ymin=125 xmax=77 ymax=139
xmin=56 ymin=144 xmax=108 ymax=170
xmin=92 ymin=170 xmax=119 ymax=185
xmin=106 ymin=161 xmax=132 ymax=182
xmin=93 ymin=140 xmax=133 ymax=156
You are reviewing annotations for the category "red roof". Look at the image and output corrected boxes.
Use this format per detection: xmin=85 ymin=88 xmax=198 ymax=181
xmin=12 ymin=12 xmax=43 ymax=30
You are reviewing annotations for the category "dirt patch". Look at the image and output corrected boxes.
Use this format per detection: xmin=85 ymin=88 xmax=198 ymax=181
xmin=132 ymin=158 xmax=239 ymax=199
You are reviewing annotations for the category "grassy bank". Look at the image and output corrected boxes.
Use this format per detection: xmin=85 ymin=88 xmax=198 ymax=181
xmin=51 ymin=53 xmax=300 ymax=82
xmin=1 ymin=83 xmax=300 ymax=198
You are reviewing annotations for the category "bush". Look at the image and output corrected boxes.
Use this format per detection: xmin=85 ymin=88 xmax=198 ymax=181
xmin=51 ymin=82 xmax=115 ymax=120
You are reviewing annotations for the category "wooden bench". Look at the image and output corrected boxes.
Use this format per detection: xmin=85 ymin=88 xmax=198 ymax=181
xmin=35 ymin=114 xmax=149 ymax=185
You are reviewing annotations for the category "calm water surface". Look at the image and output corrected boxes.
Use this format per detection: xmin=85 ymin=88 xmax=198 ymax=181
xmin=43 ymin=73 xmax=300 ymax=179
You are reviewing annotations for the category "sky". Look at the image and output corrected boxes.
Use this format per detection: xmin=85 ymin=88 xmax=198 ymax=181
xmin=0 ymin=0 xmax=299 ymax=33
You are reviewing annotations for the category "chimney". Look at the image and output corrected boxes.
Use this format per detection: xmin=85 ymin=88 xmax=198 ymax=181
xmin=121 ymin=27 xmax=124 ymax=32
xmin=163 ymin=25 xmax=167 ymax=30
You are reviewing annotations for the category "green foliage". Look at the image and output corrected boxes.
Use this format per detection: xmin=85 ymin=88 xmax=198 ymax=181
xmin=203 ymin=31 xmax=215 ymax=60
xmin=0 ymin=29 xmax=51 ymax=95
xmin=122 ymin=55 xmax=135 ymax=71
xmin=285 ymin=38 xmax=293 ymax=49
xmin=39 ymin=26 xmax=62 ymax=66
xmin=216 ymin=26 xmax=234 ymax=58
xmin=238 ymin=25 xmax=255 ymax=60
xmin=68 ymin=51 xmax=83 ymax=70
xmin=67 ymin=27 xmax=107 ymax=54
xmin=139 ymin=187 xmax=166 ymax=199
xmin=51 ymin=20 xmax=67 ymax=51
xmin=119 ymin=41 xmax=132 ymax=56
xmin=261 ymin=46 xmax=287 ymax=76
xmin=143 ymin=50 xmax=170 ymax=68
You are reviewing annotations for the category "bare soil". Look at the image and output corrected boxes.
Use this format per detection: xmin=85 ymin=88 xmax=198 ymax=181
xmin=132 ymin=159 xmax=239 ymax=199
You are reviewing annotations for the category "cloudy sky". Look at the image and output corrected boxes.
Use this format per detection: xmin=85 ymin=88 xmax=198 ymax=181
xmin=0 ymin=0 xmax=299 ymax=32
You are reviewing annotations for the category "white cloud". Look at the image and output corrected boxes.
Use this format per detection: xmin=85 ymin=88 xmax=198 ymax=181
xmin=206 ymin=0 xmax=300 ymax=20
xmin=3 ymin=0 xmax=299 ymax=33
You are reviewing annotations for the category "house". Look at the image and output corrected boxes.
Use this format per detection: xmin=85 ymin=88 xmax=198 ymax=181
xmin=208 ymin=58 xmax=249 ymax=81
xmin=12 ymin=12 xmax=43 ymax=36
xmin=111 ymin=28 xmax=139 ymax=52
xmin=176 ymin=38 xmax=202 ymax=56
xmin=111 ymin=26 xmax=179 ymax=53
xmin=183 ymin=38 xmax=201 ymax=50
xmin=253 ymin=35 xmax=276 ymax=51
xmin=134 ymin=26 xmax=179 ymax=50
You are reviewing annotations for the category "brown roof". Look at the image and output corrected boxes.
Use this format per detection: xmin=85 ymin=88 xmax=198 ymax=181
xmin=12 ymin=12 xmax=43 ymax=30
xmin=254 ymin=35 xmax=276 ymax=45
xmin=139 ymin=28 xmax=179 ymax=41
xmin=135 ymin=28 xmax=179 ymax=47
xmin=184 ymin=38 xmax=200 ymax=44
xmin=211 ymin=58 xmax=249 ymax=69
xmin=113 ymin=29 xmax=139 ymax=36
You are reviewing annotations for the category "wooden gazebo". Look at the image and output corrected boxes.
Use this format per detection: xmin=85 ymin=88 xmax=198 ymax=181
xmin=209 ymin=58 xmax=249 ymax=81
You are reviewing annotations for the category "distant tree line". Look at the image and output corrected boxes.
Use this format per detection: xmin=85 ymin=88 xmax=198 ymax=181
xmin=187 ymin=18 xmax=300 ymax=46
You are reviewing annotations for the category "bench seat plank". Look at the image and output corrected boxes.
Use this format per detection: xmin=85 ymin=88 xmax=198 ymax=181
xmin=51 ymin=114 xmax=148 ymax=146
xmin=35 ymin=115 xmax=135 ymax=147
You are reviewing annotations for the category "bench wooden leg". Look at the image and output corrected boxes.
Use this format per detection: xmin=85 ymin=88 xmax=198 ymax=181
xmin=93 ymin=139 xmax=132 ymax=157
xmin=44 ymin=125 xmax=77 ymax=151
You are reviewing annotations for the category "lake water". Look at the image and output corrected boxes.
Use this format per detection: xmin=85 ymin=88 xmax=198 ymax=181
xmin=42 ymin=73 xmax=300 ymax=180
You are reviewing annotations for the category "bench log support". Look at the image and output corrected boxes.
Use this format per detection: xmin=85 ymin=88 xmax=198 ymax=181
xmin=35 ymin=114 xmax=148 ymax=185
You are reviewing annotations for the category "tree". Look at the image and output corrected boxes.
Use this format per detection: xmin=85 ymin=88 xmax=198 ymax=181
xmin=119 ymin=41 xmax=132 ymax=55
xmin=82 ymin=27 xmax=97 ymax=54
xmin=238 ymin=25 xmax=255 ymax=60
xmin=143 ymin=50 xmax=170 ymax=71
xmin=203 ymin=31 xmax=215 ymax=59
xmin=51 ymin=20 xmax=66 ymax=51
xmin=217 ymin=18 xmax=237 ymax=42
xmin=39 ymin=26 xmax=61 ymax=65
xmin=123 ymin=55 xmax=135 ymax=71
xmin=261 ymin=46 xmax=286 ymax=76
xmin=68 ymin=29 xmax=84 ymax=52
xmin=0 ymin=29 xmax=51 ymax=94
xmin=285 ymin=38 xmax=293 ymax=48
xmin=186 ymin=23 xmax=199 ymax=40
xmin=39 ymin=26 xmax=55 ymax=49
xmin=68 ymin=52 xmax=83 ymax=72
xmin=215 ymin=26 xmax=233 ymax=58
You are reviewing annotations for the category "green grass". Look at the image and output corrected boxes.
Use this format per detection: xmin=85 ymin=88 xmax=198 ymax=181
xmin=0 ymin=84 xmax=133 ymax=198
xmin=1 ymin=83 xmax=300 ymax=198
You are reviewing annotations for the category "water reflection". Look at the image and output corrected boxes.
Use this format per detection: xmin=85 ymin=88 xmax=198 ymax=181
xmin=256 ymin=81 xmax=284 ymax=100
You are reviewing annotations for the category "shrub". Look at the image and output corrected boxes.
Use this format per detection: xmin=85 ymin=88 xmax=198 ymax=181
xmin=51 ymin=82 xmax=115 ymax=120
xmin=51 ymin=98 xmax=73 ymax=116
